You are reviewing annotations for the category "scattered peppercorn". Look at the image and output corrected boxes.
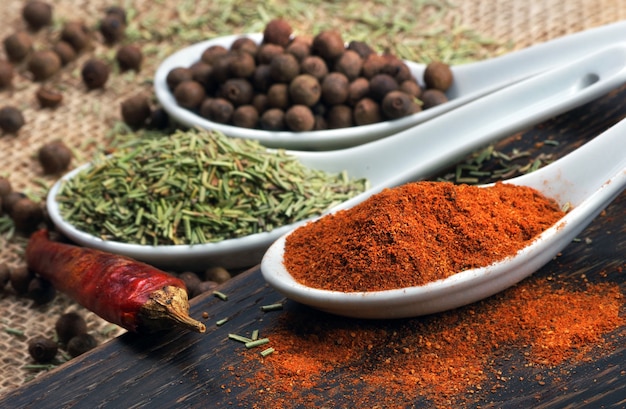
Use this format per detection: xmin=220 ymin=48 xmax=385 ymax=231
xmin=99 ymin=14 xmax=126 ymax=44
xmin=232 ymin=105 xmax=259 ymax=129
xmin=354 ymin=98 xmax=382 ymax=125
xmin=381 ymin=90 xmax=418 ymax=119
xmin=204 ymin=266 xmax=231 ymax=284
xmin=0 ymin=60 xmax=14 ymax=88
xmin=174 ymin=80 xmax=206 ymax=109
xmin=121 ymin=94 xmax=152 ymax=128
xmin=424 ymin=61 xmax=453 ymax=92
xmin=22 ymin=1 xmax=53 ymax=30
xmin=263 ymin=18 xmax=293 ymax=47
xmin=27 ymin=50 xmax=61 ymax=81
xmin=0 ymin=176 xmax=11 ymax=198
xmin=312 ymin=30 xmax=345 ymax=62
xmin=115 ymin=44 xmax=142 ymax=71
xmin=52 ymin=41 xmax=77 ymax=65
xmin=3 ymin=31 xmax=33 ymax=62
xmin=36 ymin=86 xmax=63 ymax=108
xmin=10 ymin=197 xmax=44 ymax=232
xmin=420 ymin=88 xmax=449 ymax=109
xmin=38 ymin=139 xmax=73 ymax=174
xmin=196 ymin=281 xmax=218 ymax=297
xmin=55 ymin=312 xmax=88 ymax=345
xmin=105 ymin=6 xmax=127 ymax=24
xmin=9 ymin=266 xmax=35 ymax=295
xmin=2 ymin=191 xmax=26 ymax=214
xmin=27 ymin=276 xmax=56 ymax=305
xmin=66 ymin=333 xmax=97 ymax=357
xmin=60 ymin=21 xmax=90 ymax=52
xmin=81 ymin=59 xmax=110 ymax=89
xmin=0 ymin=106 xmax=25 ymax=134
xmin=285 ymin=104 xmax=315 ymax=131
xmin=28 ymin=336 xmax=58 ymax=363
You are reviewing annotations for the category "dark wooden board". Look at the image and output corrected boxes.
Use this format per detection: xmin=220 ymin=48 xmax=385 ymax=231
xmin=1 ymin=85 xmax=625 ymax=409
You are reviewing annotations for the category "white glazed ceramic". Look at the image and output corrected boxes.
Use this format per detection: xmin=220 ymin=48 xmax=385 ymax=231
xmin=154 ymin=21 xmax=626 ymax=150
xmin=260 ymin=114 xmax=626 ymax=319
xmin=48 ymin=44 xmax=626 ymax=271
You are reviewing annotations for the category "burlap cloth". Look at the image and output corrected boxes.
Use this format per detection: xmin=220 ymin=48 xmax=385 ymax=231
xmin=1 ymin=0 xmax=625 ymax=395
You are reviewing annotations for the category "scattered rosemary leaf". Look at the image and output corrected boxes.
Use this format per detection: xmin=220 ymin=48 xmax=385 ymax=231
xmin=213 ymin=291 xmax=228 ymax=301
xmin=245 ymin=338 xmax=270 ymax=349
xmin=228 ymin=333 xmax=252 ymax=343
xmin=216 ymin=317 xmax=229 ymax=326
xmin=260 ymin=347 xmax=275 ymax=357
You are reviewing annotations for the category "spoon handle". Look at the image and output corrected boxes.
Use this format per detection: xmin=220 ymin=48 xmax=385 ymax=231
xmin=296 ymin=44 xmax=626 ymax=212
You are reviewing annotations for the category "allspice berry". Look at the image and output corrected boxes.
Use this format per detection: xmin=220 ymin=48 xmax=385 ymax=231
xmin=423 ymin=61 xmax=453 ymax=92
xmin=289 ymin=74 xmax=321 ymax=107
xmin=334 ymin=50 xmax=363 ymax=81
xmin=27 ymin=276 xmax=56 ymax=305
xmin=0 ymin=60 xmax=14 ymax=88
xmin=3 ymin=32 xmax=33 ymax=62
xmin=252 ymin=64 xmax=272 ymax=92
xmin=81 ymin=59 xmax=110 ymax=89
xmin=263 ymin=18 xmax=293 ymax=47
xmin=22 ymin=1 xmax=53 ymax=30
xmin=300 ymin=56 xmax=328 ymax=80
xmin=260 ymin=108 xmax=285 ymax=130
xmin=179 ymin=272 xmax=202 ymax=298
xmin=326 ymin=104 xmax=353 ymax=129
xmin=347 ymin=77 xmax=370 ymax=106
xmin=52 ymin=41 xmax=76 ymax=65
xmin=0 ymin=106 xmax=25 ymax=134
xmin=220 ymin=78 xmax=254 ymax=106
xmin=204 ymin=266 xmax=231 ymax=284
xmin=321 ymin=72 xmax=349 ymax=105
xmin=312 ymin=30 xmax=345 ymax=62
xmin=369 ymin=73 xmax=398 ymax=102
xmin=38 ymin=139 xmax=72 ymax=174
xmin=421 ymin=88 xmax=449 ymax=109
xmin=115 ymin=44 xmax=142 ymax=72
xmin=0 ymin=176 xmax=11 ymax=198
xmin=28 ymin=50 xmax=61 ymax=81
xmin=105 ymin=6 xmax=127 ymax=24
xmin=232 ymin=105 xmax=259 ymax=129
xmin=9 ymin=266 xmax=35 ymax=295
xmin=231 ymin=37 xmax=258 ymax=56
xmin=286 ymin=36 xmax=312 ymax=61
xmin=67 ymin=333 xmax=97 ymax=357
xmin=256 ymin=43 xmax=284 ymax=65
xmin=36 ymin=86 xmax=63 ymax=108
xmin=228 ymin=50 xmax=256 ymax=78
xmin=121 ymin=94 xmax=152 ymax=128
xmin=60 ymin=22 xmax=90 ymax=53
xmin=174 ymin=80 xmax=206 ymax=109
xmin=381 ymin=90 xmax=416 ymax=119
xmin=267 ymin=83 xmax=290 ymax=109
xmin=166 ymin=67 xmax=193 ymax=91
xmin=354 ymin=98 xmax=382 ymax=125
xmin=201 ymin=45 xmax=228 ymax=65
xmin=285 ymin=104 xmax=315 ymax=132
xmin=99 ymin=14 xmax=126 ymax=44
xmin=347 ymin=40 xmax=374 ymax=59
xmin=55 ymin=312 xmax=88 ymax=345
xmin=269 ymin=53 xmax=300 ymax=83
xmin=10 ymin=197 xmax=44 ymax=232
xmin=2 ymin=191 xmax=26 ymax=214
xmin=399 ymin=79 xmax=422 ymax=98
xmin=200 ymin=98 xmax=234 ymax=124
xmin=28 ymin=336 xmax=58 ymax=363
xmin=147 ymin=107 xmax=170 ymax=130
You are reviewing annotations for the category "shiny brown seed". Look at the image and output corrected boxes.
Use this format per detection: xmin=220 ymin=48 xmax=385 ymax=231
xmin=347 ymin=40 xmax=375 ymax=59
xmin=312 ymin=30 xmax=345 ymax=61
xmin=67 ymin=333 xmax=97 ymax=357
xmin=28 ymin=336 xmax=58 ymax=363
xmin=204 ymin=266 xmax=232 ymax=284
xmin=55 ymin=312 xmax=88 ymax=345
xmin=421 ymin=88 xmax=449 ymax=109
xmin=299 ymin=56 xmax=328 ymax=80
xmin=263 ymin=18 xmax=293 ymax=47
xmin=381 ymin=90 xmax=415 ymax=119
xmin=115 ymin=44 xmax=142 ymax=71
xmin=22 ymin=1 xmax=53 ymax=30
xmin=27 ymin=50 xmax=61 ymax=81
xmin=369 ymin=73 xmax=399 ymax=102
xmin=267 ymin=83 xmax=290 ymax=109
xmin=189 ymin=61 xmax=214 ymax=91
xmin=230 ymin=37 xmax=258 ymax=56
xmin=60 ymin=22 xmax=90 ymax=52
xmin=399 ymin=79 xmax=422 ymax=98
xmin=260 ymin=108 xmax=285 ymax=130
xmin=286 ymin=37 xmax=311 ymax=61
xmin=220 ymin=78 xmax=253 ymax=106
xmin=9 ymin=266 xmax=35 ymax=295
xmin=252 ymin=64 xmax=272 ymax=92
xmin=0 ymin=176 xmax=11 ymax=198
xmin=179 ymin=272 xmax=202 ymax=298
xmin=347 ymin=77 xmax=370 ymax=106
xmin=269 ymin=52 xmax=300 ymax=83
xmin=121 ymin=94 xmax=152 ymax=128
xmin=166 ymin=67 xmax=193 ymax=91
xmin=334 ymin=50 xmax=363 ymax=81
xmin=0 ymin=60 xmax=14 ymax=88
xmin=52 ymin=41 xmax=76 ymax=65
xmin=326 ymin=104 xmax=353 ymax=129
xmin=285 ymin=105 xmax=315 ymax=132
xmin=3 ymin=32 xmax=33 ymax=62
xmin=256 ymin=43 xmax=284 ymax=65
xmin=99 ymin=14 xmax=126 ymax=44
xmin=36 ymin=86 xmax=63 ymax=108
xmin=81 ymin=59 xmax=110 ymax=89
xmin=353 ymin=98 xmax=382 ymax=125
xmin=201 ymin=45 xmax=228 ymax=65
xmin=289 ymin=74 xmax=321 ymax=107
xmin=228 ymin=50 xmax=256 ymax=78
xmin=38 ymin=140 xmax=72 ymax=174
xmin=10 ymin=197 xmax=44 ymax=232
xmin=232 ymin=105 xmax=259 ymax=129
xmin=424 ymin=61 xmax=453 ymax=91
xmin=0 ymin=106 xmax=25 ymax=134
xmin=174 ymin=80 xmax=206 ymax=109
xmin=321 ymin=72 xmax=349 ymax=105
xmin=27 ymin=276 xmax=56 ymax=305
xmin=200 ymin=98 xmax=234 ymax=124
xmin=2 ymin=191 xmax=26 ymax=214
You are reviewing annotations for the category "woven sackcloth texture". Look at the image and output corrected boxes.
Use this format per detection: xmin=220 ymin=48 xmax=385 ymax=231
xmin=1 ymin=0 xmax=625 ymax=396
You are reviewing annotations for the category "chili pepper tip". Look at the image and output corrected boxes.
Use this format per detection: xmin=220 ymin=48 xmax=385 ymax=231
xmin=140 ymin=286 xmax=206 ymax=333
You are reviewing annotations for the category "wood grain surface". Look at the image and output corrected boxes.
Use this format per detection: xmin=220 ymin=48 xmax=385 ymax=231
xmin=1 ymin=85 xmax=624 ymax=409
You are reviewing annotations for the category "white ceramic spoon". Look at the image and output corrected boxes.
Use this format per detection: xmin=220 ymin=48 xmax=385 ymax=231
xmin=48 ymin=44 xmax=626 ymax=271
xmin=154 ymin=21 xmax=626 ymax=150
xmin=260 ymin=97 xmax=626 ymax=320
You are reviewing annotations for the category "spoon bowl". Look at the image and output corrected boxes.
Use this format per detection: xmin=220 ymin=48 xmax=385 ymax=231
xmin=154 ymin=21 xmax=626 ymax=150
xmin=48 ymin=44 xmax=626 ymax=272
xmin=260 ymin=112 xmax=626 ymax=319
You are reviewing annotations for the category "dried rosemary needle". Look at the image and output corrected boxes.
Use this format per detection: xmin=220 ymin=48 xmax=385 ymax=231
xmin=56 ymin=129 xmax=368 ymax=245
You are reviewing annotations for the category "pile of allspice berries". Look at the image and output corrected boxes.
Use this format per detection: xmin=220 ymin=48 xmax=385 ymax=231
xmin=166 ymin=18 xmax=454 ymax=132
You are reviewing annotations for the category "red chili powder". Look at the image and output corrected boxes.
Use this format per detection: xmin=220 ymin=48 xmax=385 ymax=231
xmin=284 ymin=181 xmax=565 ymax=292
xmin=233 ymin=278 xmax=624 ymax=408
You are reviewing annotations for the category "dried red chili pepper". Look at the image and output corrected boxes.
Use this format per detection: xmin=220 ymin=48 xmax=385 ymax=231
xmin=25 ymin=229 xmax=206 ymax=334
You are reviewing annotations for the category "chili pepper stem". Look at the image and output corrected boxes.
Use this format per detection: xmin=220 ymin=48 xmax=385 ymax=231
xmin=140 ymin=286 xmax=206 ymax=333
